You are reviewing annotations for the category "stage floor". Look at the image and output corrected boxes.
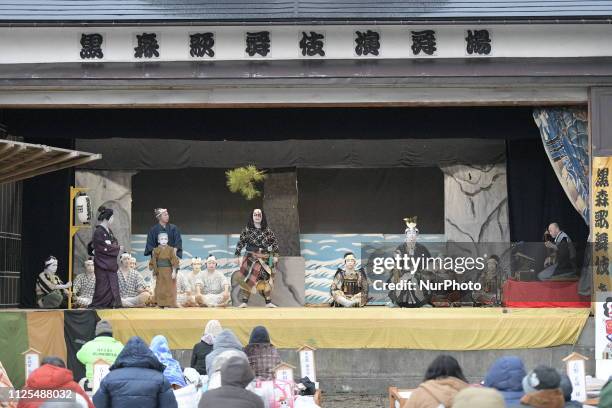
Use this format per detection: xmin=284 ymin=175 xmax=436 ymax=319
xmin=92 ymin=307 xmax=591 ymax=350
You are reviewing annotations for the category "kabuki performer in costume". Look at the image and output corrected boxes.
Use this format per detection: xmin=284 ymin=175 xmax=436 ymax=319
xmin=201 ymin=255 xmax=230 ymax=307
xmin=90 ymin=206 xmax=122 ymax=308
xmin=145 ymin=208 xmax=183 ymax=259
xmin=72 ymin=257 xmax=96 ymax=308
xmin=36 ymin=255 xmax=71 ymax=308
xmin=118 ymin=252 xmax=151 ymax=308
xmin=330 ymin=252 xmax=369 ymax=307
xmin=178 ymin=257 xmax=204 ymax=307
xmin=388 ymin=217 xmax=432 ymax=308
xmin=149 ymin=232 xmax=180 ymax=308
xmin=234 ymin=209 xmax=279 ymax=308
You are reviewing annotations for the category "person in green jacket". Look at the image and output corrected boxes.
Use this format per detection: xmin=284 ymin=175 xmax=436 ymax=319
xmin=77 ymin=320 xmax=124 ymax=387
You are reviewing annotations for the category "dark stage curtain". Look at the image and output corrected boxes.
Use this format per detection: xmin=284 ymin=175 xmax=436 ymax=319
xmin=20 ymin=138 xmax=74 ymax=308
xmin=506 ymin=137 xmax=589 ymax=268
xmin=64 ymin=309 xmax=99 ymax=381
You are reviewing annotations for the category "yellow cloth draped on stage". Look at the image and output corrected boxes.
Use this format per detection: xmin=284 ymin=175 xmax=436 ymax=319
xmin=97 ymin=307 xmax=590 ymax=350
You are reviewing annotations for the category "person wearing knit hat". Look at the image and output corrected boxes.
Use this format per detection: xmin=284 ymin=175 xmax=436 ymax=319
xmin=76 ymin=320 xmax=124 ymax=387
xmin=513 ymin=365 xmax=564 ymax=408
xmin=191 ymin=320 xmax=223 ymax=375
xmin=453 ymin=387 xmax=505 ymax=408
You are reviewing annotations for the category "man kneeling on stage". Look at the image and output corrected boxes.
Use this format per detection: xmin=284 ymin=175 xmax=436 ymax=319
xmin=118 ymin=253 xmax=151 ymax=307
xmin=539 ymin=222 xmax=577 ymax=281
xmin=72 ymin=257 xmax=96 ymax=308
xmin=201 ymin=255 xmax=230 ymax=307
xmin=331 ymin=252 xmax=369 ymax=307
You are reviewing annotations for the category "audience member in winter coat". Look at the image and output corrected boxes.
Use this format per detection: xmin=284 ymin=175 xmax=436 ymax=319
xmin=243 ymin=326 xmax=282 ymax=380
xmin=512 ymin=366 xmax=564 ymax=408
xmin=453 ymin=387 xmax=505 ymax=408
xmin=191 ymin=320 xmax=222 ymax=375
xmin=76 ymin=320 xmax=124 ymax=386
xmin=93 ymin=336 xmax=177 ymax=408
xmin=600 ymin=379 xmax=612 ymax=408
xmin=483 ymin=356 xmax=527 ymax=407
xmin=18 ymin=357 xmax=93 ymax=408
xmin=150 ymin=335 xmax=187 ymax=388
xmin=402 ymin=355 xmax=469 ymax=408
xmin=205 ymin=329 xmax=248 ymax=389
xmin=198 ymin=356 xmax=264 ymax=408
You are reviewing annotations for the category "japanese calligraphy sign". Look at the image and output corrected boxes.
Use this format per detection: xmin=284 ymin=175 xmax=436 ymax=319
xmin=22 ymin=348 xmax=41 ymax=380
xmin=593 ymin=157 xmax=612 ymax=293
xmin=297 ymin=345 xmax=317 ymax=382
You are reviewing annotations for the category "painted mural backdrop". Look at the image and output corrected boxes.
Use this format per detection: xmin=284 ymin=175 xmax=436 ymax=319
xmin=301 ymin=233 xmax=445 ymax=305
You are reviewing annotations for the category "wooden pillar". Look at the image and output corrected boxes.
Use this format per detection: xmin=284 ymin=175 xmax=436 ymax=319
xmin=263 ymin=169 xmax=300 ymax=256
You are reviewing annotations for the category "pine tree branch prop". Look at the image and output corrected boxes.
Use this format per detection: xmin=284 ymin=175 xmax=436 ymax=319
xmin=225 ymin=166 xmax=266 ymax=200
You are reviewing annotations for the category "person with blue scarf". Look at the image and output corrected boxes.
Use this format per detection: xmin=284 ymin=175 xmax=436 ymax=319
xmin=150 ymin=335 xmax=187 ymax=389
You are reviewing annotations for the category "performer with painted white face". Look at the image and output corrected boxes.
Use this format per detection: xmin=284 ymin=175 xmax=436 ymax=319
xmin=330 ymin=252 xmax=369 ymax=307
xmin=36 ymin=255 xmax=71 ymax=308
xmin=234 ymin=208 xmax=279 ymax=308
xmin=145 ymin=208 xmax=183 ymax=259
xmin=72 ymin=257 xmax=96 ymax=308
xmin=201 ymin=255 xmax=230 ymax=307
xmin=90 ymin=206 xmax=122 ymax=308
xmin=388 ymin=217 xmax=432 ymax=308
xmin=149 ymin=232 xmax=180 ymax=308
xmin=118 ymin=252 xmax=151 ymax=308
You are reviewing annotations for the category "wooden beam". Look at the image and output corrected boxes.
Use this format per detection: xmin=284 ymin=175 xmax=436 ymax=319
xmin=0 ymin=151 xmax=77 ymax=181
xmin=0 ymin=147 xmax=49 ymax=174
xmin=0 ymin=154 xmax=101 ymax=184
xmin=0 ymin=144 xmax=25 ymax=162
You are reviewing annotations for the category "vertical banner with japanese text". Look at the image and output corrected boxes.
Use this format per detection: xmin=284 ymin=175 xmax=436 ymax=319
xmin=593 ymin=157 xmax=612 ymax=379
xmin=593 ymin=157 xmax=612 ymax=293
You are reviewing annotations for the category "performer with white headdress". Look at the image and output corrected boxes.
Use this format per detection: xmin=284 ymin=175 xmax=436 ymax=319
xmin=144 ymin=208 xmax=183 ymax=259
xmin=36 ymin=255 xmax=71 ymax=308
xmin=118 ymin=252 xmax=152 ymax=308
xmin=200 ymin=255 xmax=230 ymax=307
xmin=330 ymin=252 xmax=369 ymax=307
xmin=178 ymin=256 xmax=204 ymax=307
xmin=387 ymin=216 xmax=432 ymax=308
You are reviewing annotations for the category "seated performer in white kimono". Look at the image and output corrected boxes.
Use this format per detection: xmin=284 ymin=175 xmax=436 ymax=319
xmin=72 ymin=257 xmax=96 ymax=308
xmin=330 ymin=252 xmax=369 ymax=307
xmin=118 ymin=252 xmax=152 ymax=307
xmin=179 ymin=257 xmax=205 ymax=307
xmin=201 ymin=255 xmax=230 ymax=307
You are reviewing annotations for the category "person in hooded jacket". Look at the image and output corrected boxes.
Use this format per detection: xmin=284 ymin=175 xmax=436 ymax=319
xmin=17 ymin=357 xmax=93 ymax=408
xmin=244 ymin=326 xmax=282 ymax=381
xmin=483 ymin=356 xmax=527 ymax=407
xmin=191 ymin=320 xmax=222 ymax=375
xmin=198 ymin=356 xmax=264 ymax=408
xmin=559 ymin=373 xmax=582 ymax=408
xmin=205 ymin=329 xmax=248 ymax=390
xmin=93 ymin=336 xmax=178 ymax=408
xmin=150 ymin=335 xmax=187 ymax=389
xmin=512 ymin=366 xmax=564 ymax=408
xmin=402 ymin=355 xmax=469 ymax=408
